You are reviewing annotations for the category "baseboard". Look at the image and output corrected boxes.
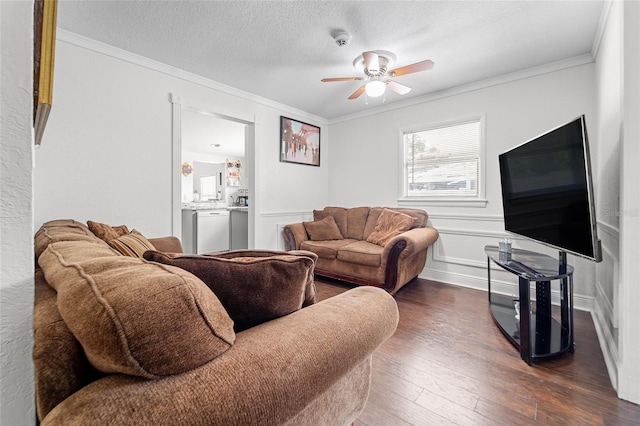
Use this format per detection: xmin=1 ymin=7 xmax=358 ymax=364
xmin=421 ymin=268 xmax=593 ymax=312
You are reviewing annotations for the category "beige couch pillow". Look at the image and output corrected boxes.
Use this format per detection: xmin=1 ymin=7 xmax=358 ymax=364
xmin=38 ymin=240 xmax=235 ymax=379
xmin=303 ymin=215 xmax=344 ymax=241
xmin=144 ymin=250 xmax=316 ymax=332
xmin=366 ymin=208 xmax=416 ymax=247
xmin=313 ymin=207 xmax=348 ymax=237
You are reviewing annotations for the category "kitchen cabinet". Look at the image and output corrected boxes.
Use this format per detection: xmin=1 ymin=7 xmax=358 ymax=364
xmin=230 ymin=209 xmax=248 ymax=250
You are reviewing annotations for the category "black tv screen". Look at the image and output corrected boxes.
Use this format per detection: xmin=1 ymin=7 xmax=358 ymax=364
xmin=499 ymin=115 xmax=602 ymax=262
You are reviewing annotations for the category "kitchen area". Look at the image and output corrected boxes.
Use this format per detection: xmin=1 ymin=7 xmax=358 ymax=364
xmin=181 ymin=203 xmax=248 ymax=254
xmin=180 ymin=110 xmax=249 ymax=254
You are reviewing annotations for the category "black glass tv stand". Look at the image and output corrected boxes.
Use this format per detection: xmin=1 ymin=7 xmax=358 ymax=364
xmin=485 ymin=245 xmax=574 ymax=365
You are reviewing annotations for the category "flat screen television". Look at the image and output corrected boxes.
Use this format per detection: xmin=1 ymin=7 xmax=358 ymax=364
xmin=499 ymin=115 xmax=602 ymax=262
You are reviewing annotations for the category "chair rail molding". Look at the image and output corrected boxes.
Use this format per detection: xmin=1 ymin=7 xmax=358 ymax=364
xmin=428 ymin=212 xmax=504 ymax=222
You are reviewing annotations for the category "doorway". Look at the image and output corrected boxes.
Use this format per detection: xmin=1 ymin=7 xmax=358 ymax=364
xmin=171 ymin=94 xmax=256 ymax=248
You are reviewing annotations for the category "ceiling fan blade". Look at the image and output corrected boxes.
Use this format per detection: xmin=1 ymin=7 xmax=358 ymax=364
xmin=348 ymin=85 xmax=366 ymax=100
xmin=321 ymin=77 xmax=364 ymax=82
xmin=363 ymin=51 xmax=379 ymax=73
xmin=386 ymin=80 xmax=412 ymax=95
xmin=390 ymin=59 xmax=434 ymax=77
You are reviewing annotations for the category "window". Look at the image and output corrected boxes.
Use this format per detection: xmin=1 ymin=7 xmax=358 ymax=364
xmin=402 ymin=118 xmax=484 ymax=203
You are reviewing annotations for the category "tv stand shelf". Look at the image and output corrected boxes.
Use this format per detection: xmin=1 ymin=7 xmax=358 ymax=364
xmin=485 ymin=245 xmax=574 ymax=365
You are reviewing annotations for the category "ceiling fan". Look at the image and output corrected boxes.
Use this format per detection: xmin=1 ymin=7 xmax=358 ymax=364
xmin=321 ymin=50 xmax=434 ymax=100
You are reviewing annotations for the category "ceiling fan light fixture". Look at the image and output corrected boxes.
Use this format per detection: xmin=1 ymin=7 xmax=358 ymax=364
xmin=365 ymin=80 xmax=386 ymax=97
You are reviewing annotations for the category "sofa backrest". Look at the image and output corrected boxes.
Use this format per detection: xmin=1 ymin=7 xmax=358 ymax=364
xmin=362 ymin=207 xmax=428 ymax=241
xmin=313 ymin=207 xmax=428 ymax=241
xmin=33 ymin=220 xmax=106 ymax=420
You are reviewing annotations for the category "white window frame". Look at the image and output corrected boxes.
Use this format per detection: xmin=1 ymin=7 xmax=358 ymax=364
xmin=398 ymin=115 xmax=488 ymax=207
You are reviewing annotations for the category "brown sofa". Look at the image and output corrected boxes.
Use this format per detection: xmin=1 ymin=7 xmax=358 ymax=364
xmin=284 ymin=207 xmax=439 ymax=294
xmin=34 ymin=219 xmax=399 ymax=425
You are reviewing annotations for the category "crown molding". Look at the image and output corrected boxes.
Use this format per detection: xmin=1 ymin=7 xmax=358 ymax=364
xmin=329 ymin=53 xmax=596 ymax=125
xmin=592 ymin=0 xmax=613 ymax=59
xmin=57 ymin=28 xmax=597 ymax=127
xmin=56 ymin=29 xmax=328 ymax=126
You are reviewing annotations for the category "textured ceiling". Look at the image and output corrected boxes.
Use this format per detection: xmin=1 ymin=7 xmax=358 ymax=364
xmin=181 ymin=110 xmax=246 ymax=157
xmin=57 ymin=0 xmax=606 ymax=121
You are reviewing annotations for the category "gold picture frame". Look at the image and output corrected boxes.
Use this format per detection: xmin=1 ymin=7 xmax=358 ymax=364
xmin=33 ymin=0 xmax=58 ymax=145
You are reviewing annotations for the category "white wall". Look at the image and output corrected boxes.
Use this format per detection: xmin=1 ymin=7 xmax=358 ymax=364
xmin=329 ymin=65 xmax=597 ymax=308
xmin=34 ymin=33 xmax=329 ymax=250
xmin=592 ymin=0 xmax=621 ymax=391
xmin=617 ymin=0 xmax=640 ymax=405
xmin=589 ymin=0 xmax=640 ymax=405
xmin=0 ymin=1 xmax=36 ymax=423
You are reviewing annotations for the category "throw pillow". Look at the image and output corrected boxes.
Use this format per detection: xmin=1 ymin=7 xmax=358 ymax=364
xmin=303 ymin=215 xmax=343 ymax=241
xmin=313 ymin=207 xmax=348 ymax=237
xmin=209 ymin=249 xmax=318 ymax=308
xmin=87 ymin=220 xmax=130 ymax=242
xmin=38 ymin=240 xmax=235 ymax=379
xmin=366 ymin=208 xmax=416 ymax=247
xmin=108 ymin=230 xmax=156 ymax=257
xmin=143 ymin=250 xmax=316 ymax=332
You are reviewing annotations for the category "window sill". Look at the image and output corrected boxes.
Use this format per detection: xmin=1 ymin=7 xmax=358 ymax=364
xmin=397 ymin=197 xmax=489 ymax=208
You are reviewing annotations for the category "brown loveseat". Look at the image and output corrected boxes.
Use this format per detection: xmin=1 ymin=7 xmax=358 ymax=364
xmin=34 ymin=220 xmax=399 ymax=425
xmin=284 ymin=207 xmax=439 ymax=294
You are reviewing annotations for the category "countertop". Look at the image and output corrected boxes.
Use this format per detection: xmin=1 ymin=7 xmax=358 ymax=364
xmin=182 ymin=202 xmax=247 ymax=212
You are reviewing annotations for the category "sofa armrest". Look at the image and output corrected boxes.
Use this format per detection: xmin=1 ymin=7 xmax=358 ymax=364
xmin=283 ymin=223 xmax=309 ymax=250
xmin=147 ymin=236 xmax=183 ymax=254
xmin=382 ymin=226 xmax=439 ymax=259
xmin=41 ymin=287 xmax=398 ymax=426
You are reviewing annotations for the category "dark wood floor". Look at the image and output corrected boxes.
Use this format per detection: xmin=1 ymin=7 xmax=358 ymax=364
xmin=314 ymin=278 xmax=640 ymax=426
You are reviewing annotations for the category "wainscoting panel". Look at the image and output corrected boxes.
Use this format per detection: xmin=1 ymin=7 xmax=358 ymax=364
xmin=592 ymin=220 xmax=620 ymax=390
xmin=275 ymin=223 xmax=287 ymax=251
xmin=421 ymin=214 xmax=595 ymax=312
xmin=257 ymin=210 xmax=312 ymax=251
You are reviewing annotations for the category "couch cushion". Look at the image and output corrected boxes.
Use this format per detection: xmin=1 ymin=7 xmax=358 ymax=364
xmin=394 ymin=208 xmax=428 ymax=228
xmin=362 ymin=207 xmax=384 ymax=240
xmin=363 ymin=208 xmax=428 ymax=240
xmin=33 ymin=268 xmax=104 ymax=421
xmin=38 ymin=240 xmax=235 ymax=379
xmin=300 ymin=239 xmax=357 ymax=260
xmin=303 ymin=215 xmax=343 ymax=241
xmin=345 ymin=207 xmax=371 ymax=240
xmin=366 ymin=208 xmax=416 ymax=246
xmin=87 ymin=220 xmax=130 ymax=242
xmin=144 ymin=250 xmax=316 ymax=332
xmin=314 ymin=207 xmax=348 ymax=238
xmin=108 ymin=230 xmax=157 ymax=257
xmin=337 ymin=241 xmax=382 ymax=267
xmin=35 ymin=219 xmax=106 ymax=259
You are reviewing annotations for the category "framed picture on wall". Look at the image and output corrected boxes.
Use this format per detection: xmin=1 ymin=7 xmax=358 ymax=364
xmin=280 ymin=116 xmax=321 ymax=167
xmin=33 ymin=0 xmax=58 ymax=146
